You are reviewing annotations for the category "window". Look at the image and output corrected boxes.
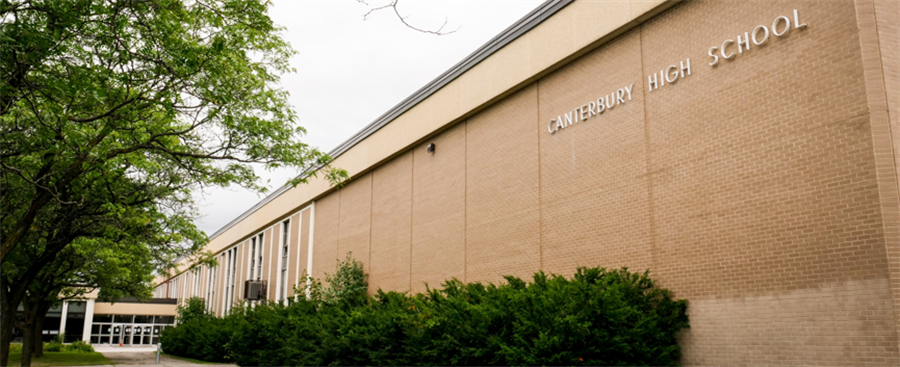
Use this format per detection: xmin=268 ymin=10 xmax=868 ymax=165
xmin=223 ymin=251 xmax=231 ymax=314
xmin=249 ymin=232 xmax=264 ymax=282
xmin=223 ymin=247 xmax=238 ymax=315
xmin=193 ymin=268 xmax=201 ymax=297
xmin=280 ymin=220 xmax=290 ymax=301
xmin=207 ymin=264 xmax=216 ymax=313
xmin=257 ymin=233 xmax=264 ymax=280
xmin=250 ymin=237 xmax=256 ymax=281
xmin=230 ymin=247 xmax=237 ymax=309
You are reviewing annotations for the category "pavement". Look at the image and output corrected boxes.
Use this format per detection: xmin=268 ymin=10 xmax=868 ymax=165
xmin=86 ymin=345 xmax=236 ymax=366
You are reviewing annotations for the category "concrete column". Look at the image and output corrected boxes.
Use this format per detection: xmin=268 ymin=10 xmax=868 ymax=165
xmin=81 ymin=300 xmax=95 ymax=342
xmin=58 ymin=301 xmax=69 ymax=339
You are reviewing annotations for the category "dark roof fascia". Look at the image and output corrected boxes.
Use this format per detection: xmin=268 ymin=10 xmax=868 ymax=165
xmin=100 ymin=297 xmax=178 ymax=305
xmin=208 ymin=0 xmax=574 ymax=241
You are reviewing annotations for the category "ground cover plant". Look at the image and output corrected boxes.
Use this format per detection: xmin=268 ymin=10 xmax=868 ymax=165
xmin=5 ymin=341 xmax=108 ymax=367
xmin=161 ymin=254 xmax=689 ymax=366
xmin=4 ymin=351 xmax=111 ymax=367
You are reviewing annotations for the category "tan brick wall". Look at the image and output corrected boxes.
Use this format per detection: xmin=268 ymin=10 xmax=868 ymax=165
xmin=466 ymin=85 xmax=541 ymax=284
xmin=639 ymin=1 xmax=897 ymax=364
xmin=642 ymin=0 xmax=882 ymax=293
xmin=681 ymin=278 xmax=896 ymax=366
xmin=312 ymin=192 xmax=340 ymax=282
xmin=370 ymin=151 xmax=413 ymax=293
xmin=874 ymin=0 xmax=899 ymax=166
xmin=538 ymin=28 xmax=653 ymax=277
xmin=301 ymin=1 xmax=900 ymax=364
xmin=411 ymin=123 xmax=467 ymax=293
xmin=857 ymin=0 xmax=900 ymax=347
xmin=337 ymin=173 xmax=372 ymax=268
xmin=155 ymin=0 xmax=900 ymax=363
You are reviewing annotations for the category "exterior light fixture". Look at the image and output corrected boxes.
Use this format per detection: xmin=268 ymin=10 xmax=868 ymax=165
xmin=426 ymin=143 xmax=435 ymax=153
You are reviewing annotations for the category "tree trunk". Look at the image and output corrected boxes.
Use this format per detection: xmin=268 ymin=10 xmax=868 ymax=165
xmin=32 ymin=299 xmax=53 ymax=359
xmin=19 ymin=293 xmax=56 ymax=366
xmin=32 ymin=312 xmax=44 ymax=358
xmin=0 ymin=302 xmax=13 ymax=367
xmin=18 ymin=291 xmax=53 ymax=367
xmin=20 ymin=316 xmax=34 ymax=367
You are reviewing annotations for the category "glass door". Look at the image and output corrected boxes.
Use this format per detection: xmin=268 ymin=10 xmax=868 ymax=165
xmin=111 ymin=324 xmax=123 ymax=345
xmin=122 ymin=325 xmax=133 ymax=345
xmin=131 ymin=324 xmax=143 ymax=345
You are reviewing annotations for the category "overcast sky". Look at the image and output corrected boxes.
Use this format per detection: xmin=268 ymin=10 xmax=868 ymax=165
xmin=192 ymin=0 xmax=546 ymax=235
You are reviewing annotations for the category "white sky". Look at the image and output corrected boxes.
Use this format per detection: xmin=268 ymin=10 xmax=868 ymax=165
xmin=192 ymin=0 xmax=546 ymax=235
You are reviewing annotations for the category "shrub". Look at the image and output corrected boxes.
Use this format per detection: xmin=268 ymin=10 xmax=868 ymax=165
xmin=44 ymin=340 xmax=62 ymax=352
xmin=161 ymin=311 xmax=239 ymax=362
xmin=176 ymin=296 xmax=213 ymax=324
xmin=306 ymin=252 xmax=368 ymax=306
xmin=163 ymin=253 xmax=689 ymax=366
xmin=64 ymin=340 xmax=95 ymax=353
xmin=9 ymin=343 xmax=23 ymax=353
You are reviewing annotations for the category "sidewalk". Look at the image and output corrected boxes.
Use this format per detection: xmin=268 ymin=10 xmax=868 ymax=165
xmin=88 ymin=345 xmax=236 ymax=366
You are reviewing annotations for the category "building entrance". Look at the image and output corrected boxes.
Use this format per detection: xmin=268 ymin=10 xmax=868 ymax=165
xmin=111 ymin=324 xmax=124 ymax=345
xmin=91 ymin=314 xmax=172 ymax=345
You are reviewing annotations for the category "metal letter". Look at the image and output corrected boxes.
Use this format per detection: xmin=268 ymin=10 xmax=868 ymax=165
xmin=605 ymin=94 xmax=615 ymax=110
xmin=665 ymin=65 xmax=679 ymax=83
xmin=793 ymin=9 xmax=807 ymax=28
xmin=588 ymin=101 xmax=596 ymax=117
xmin=773 ymin=16 xmax=790 ymax=36
xmin=721 ymin=39 xmax=735 ymax=59
xmin=752 ymin=25 xmax=769 ymax=45
xmin=624 ymin=84 xmax=634 ymax=100
xmin=563 ymin=112 xmax=573 ymax=127
xmin=680 ymin=59 xmax=691 ymax=78
xmin=616 ymin=89 xmax=625 ymax=105
xmin=580 ymin=104 xmax=589 ymax=120
xmin=737 ymin=32 xmax=750 ymax=53
xmin=548 ymin=119 xmax=557 ymax=134
xmin=597 ymin=98 xmax=606 ymax=113
xmin=709 ymin=46 xmax=719 ymax=66
xmin=648 ymin=73 xmax=658 ymax=91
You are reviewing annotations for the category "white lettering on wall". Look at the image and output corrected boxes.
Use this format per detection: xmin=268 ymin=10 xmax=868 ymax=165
xmin=548 ymin=9 xmax=809 ymax=135
xmin=708 ymin=9 xmax=807 ymax=66
xmin=548 ymin=84 xmax=634 ymax=134
xmin=648 ymin=58 xmax=691 ymax=92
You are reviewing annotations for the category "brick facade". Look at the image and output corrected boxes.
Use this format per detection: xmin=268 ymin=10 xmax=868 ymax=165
xmin=303 ymin=1 xmax=900 ymax=364
xmin=164 ymin=0 xmax=899 ymax=364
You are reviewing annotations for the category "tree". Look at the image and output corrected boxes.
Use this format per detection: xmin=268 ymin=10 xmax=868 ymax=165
xmin=0 ymin=0 xmax=347 ymax=364
xmin=4 ymin=166 xmax=210 ymax=366
xmin=176 ymin=297 xmax=213 ymax=324
xmin=14 ymin=238 xmax=156 ymax=366
xmin=0 ymin=0 xmax=455 ymax=363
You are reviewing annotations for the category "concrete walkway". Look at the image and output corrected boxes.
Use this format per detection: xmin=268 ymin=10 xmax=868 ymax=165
xmin=87 ymin=345 xmax=235 ymax=367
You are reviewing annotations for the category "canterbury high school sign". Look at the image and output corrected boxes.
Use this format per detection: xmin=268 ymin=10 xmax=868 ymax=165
xmin=547 ymin=9 xmax=808 ymax=135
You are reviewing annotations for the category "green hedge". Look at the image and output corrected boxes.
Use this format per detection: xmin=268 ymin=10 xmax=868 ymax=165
xmin=159 ymin=314 xmax=235 ymax=362
xmin=162 ymin=266 xmax=688 ymax=366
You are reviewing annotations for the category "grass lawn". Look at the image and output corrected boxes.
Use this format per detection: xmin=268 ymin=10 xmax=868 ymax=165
xmin=158 ymin=352 xmax=221 ymax=365
xmin=5 ymin=351 xmax=112 ymax=366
